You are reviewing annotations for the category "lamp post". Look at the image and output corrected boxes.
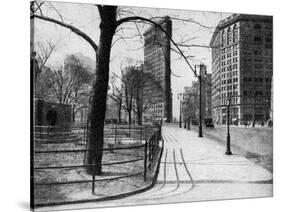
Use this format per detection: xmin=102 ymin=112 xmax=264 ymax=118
xmin=195 ymin=64 xmax=206 ymax=138
xmin=225 ymin=98 xmax=232 ymax=155
xmin=177 ymin=93 xmax=183 ymax=128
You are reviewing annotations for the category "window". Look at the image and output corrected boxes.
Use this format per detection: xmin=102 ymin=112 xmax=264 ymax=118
xmin=233 ymin=24 xmax=238 ymax=43
xmin=254 ymin=24 xmax=262 ymax=30
xmin=254 ymin=49 xmax=262 ymax=55
xmin=254 ymin=36 xmax=262 ymax=42
xmin=222 ymin=30 xmax=226 ymax=46
xmin=227 ymin=27 xmax=232 ymax=45
xmin=265 ymin=37 xmax=272 ymax=42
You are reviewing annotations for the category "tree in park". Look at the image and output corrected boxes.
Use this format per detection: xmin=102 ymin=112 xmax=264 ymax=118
xmin=109 ymin=74 xmax=123 ymax=124
xmin=64 ymin=54 xmax=94 ymax=122
xmin=31 ymin=1 xmax=213 ymax=175
xmin=34 ymin=40 xmax=57 ymax=99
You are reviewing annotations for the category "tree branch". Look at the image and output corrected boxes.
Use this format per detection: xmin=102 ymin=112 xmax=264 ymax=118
xmin=116 ymin=16 xmax=197 ymax=77
xmin=31 ymin=14 xmax=98 ymax=52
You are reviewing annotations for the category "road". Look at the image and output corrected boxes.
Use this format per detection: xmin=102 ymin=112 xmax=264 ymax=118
xmin=40 ymin=124 xmax=273 ymax=211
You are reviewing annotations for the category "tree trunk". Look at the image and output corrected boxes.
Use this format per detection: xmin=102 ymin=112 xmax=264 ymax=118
xmin=72 ymin=105 xmax=75 ymax=123
xmin=128 ymin=110 xmax=131 ymax=126
xmin=85 ymin=6 xmax=117 ymax=175
xmin=118 ymin=100 xmax=122 ymax=124
xmin=137 ymin=110 xmax=142 ymax=125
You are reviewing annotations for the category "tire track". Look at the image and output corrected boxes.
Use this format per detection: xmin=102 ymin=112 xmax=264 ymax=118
xmin=169 ymin=134 xmax=179 ymax=143
xmin=180 ymin=148 xmax=195 ymax=188
xmin=171 ymin=148 xmax=180 ymax=191
xmin=139 ymin=134 xmax=180 ymax=199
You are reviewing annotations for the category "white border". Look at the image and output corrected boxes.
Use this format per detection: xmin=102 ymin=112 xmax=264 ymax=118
xmin=0 ymin=0 xmax=279 ymax=211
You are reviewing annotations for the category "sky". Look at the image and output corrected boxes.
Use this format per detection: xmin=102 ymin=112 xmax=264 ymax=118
xmin=34 ymin=1 xmax=233 ymax=119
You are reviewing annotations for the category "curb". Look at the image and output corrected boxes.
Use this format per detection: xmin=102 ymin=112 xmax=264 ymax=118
xmin=35 ymin=138 xmax=164 ymax=208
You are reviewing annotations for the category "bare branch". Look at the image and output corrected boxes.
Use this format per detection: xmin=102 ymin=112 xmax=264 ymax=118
xmin=31 ymin=14 xmax=98 ymax=52
xmin=116 ymin=16 xmax=197 ymax=76
xmin=48 ymin=2 xmax=65 ymax=23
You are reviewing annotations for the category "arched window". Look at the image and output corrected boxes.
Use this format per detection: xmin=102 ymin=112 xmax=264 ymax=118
xmin=233 ymin=24 xmax=238 ymax=43
xmin=221 ymin=30 xmax=226 ymax=46
xmin=227 ymin=27 xmax=232 ymax=45
xmin=254 ymin=24 xmax=261 ymax=30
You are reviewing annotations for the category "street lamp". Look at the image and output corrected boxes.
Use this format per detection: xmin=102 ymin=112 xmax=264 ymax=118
xmin=177 ymin=93 xmax=183 ymax=128
xmin=225 ymin=98 xmax=232 ymax=155
xmin=195 ymin=64 xmax=206 ymax=138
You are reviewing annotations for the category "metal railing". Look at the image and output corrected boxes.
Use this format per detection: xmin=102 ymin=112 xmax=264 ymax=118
xmin=33 ymin=124 xmax=162 ymax=206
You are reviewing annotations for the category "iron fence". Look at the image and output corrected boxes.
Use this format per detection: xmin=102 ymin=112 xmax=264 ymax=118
xmin=33 ymin=124 xmax=162 ymax=207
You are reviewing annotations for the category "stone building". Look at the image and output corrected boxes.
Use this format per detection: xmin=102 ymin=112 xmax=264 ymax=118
xmin=210 ymin=14 xmax=273 ymax=125
xmin=142 ymin=16 xmax=173 ymax=123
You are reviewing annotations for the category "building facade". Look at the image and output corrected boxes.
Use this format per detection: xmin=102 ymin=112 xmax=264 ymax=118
xmin=210 ymin=14 xmax=273 ymax=125
xmin=143 ymin=16 xmax=173 ymax=123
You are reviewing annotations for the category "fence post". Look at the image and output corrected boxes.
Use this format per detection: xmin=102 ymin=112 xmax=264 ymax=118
xmin=152 ymin=135 xmax=155 ymax=161
xmin=149 ymin=137 xmax=152 ymax=170
xmin=114 ymin=125 xmax=117 ymax=145
xmin=159 ymin=125 xmax=162 ymax=140
xmin=144 ymin=139 xmax=147 ymax=182
xmin=83 ymin=126 xmax=86 ymax=144
xmin=92 ymin=164 xmax=95 ymax=194
xmin=140 ymin=128 xmax=142 ymax=144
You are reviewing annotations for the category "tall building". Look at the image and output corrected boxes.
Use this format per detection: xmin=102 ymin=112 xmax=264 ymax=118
xmin=210 ymin=14 xmax=273 ymax=124
xmin=143 ymin=16 xmax=173 ymax=123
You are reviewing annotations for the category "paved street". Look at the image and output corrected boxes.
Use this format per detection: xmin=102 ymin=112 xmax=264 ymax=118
xmin=40 ymin=124 xmax=273 ymax=211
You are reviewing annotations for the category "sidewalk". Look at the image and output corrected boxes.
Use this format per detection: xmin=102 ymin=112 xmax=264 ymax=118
xmin=157 ymin=125 xmax=273 ymax=202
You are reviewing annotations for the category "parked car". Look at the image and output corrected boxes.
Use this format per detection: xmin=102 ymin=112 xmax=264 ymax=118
xmin=204 ymin=118 xmax=214 ymax=129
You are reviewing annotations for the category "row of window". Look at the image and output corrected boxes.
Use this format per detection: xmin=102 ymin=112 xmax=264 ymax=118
xmin=221 ymin=24 xmax=239 ymax=46
xmin=243 ymin=90 xmax=264 ymax=96
xmin=221 ymin=44 xmax=239 ymax=53
xmin=243 ymin=77 xmax=272 ymax=83
xmin=222 ymin=71 xmax=238 ymax=78
xmin=222 ymin=78 xmax=238 ymax=84
xmin=221 ymin=98 xmax=239 ymax=105
xmin=222 ymin=91 xmax=239 ymax=98
xmin=221 ymin=84 xmax=238 ymax=91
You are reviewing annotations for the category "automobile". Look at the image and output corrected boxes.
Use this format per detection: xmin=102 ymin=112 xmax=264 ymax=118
xmin=204 ymin=118 xmax=214 ymax=129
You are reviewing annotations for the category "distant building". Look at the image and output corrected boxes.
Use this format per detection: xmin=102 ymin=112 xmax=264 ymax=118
xmin=182 ymin=66 xmax=212 ymax=122
xmin=182 ymin=86 xmax=197 ymax=121
xmin=143 ymin=16 xmax=173 ymax=123
xmin=210 ymin=14 xmax=273 ymax=124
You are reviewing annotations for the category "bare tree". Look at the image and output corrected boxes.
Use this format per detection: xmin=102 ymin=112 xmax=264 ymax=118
xmin=34 ymin=40 xmax=57 ymax=97
xmin=109 ymin=75 xmax=123 ymax=124
xmin=50 ymin=67 xmax=74 ymax=104
xmin=36 ymin=40 xmax=57 ymax=73
xmin=64 ymin=54 xmax=94 ymax=122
